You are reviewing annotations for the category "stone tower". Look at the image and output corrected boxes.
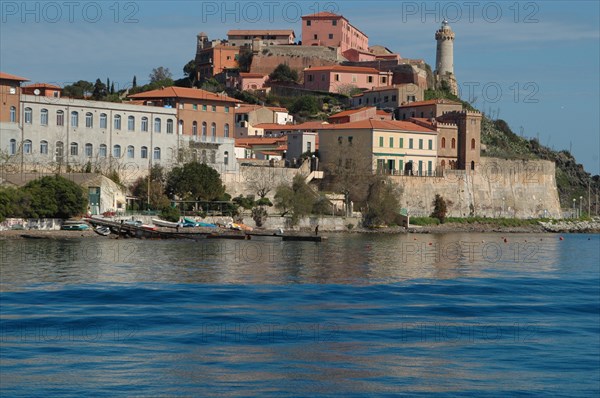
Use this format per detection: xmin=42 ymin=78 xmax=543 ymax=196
xmin=435 ymin=20 xmax=458 ymax=95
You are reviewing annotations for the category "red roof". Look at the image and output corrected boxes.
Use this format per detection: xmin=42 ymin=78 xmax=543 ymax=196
xmin=398 ymin=99 xmax=461 ymax=107
xmin=0 ymin=72 xmax=29 ymax=81
xmin=23 ymin=83 xmax=62 ymax=90
xmin=228 ymin=29 xmax=294 ymax=36
xmin=267 ymin=106 xmax=289 ymax=112
xmin=236 ymin=137 xmax=287 ymax=146
xmin=302 ymin=11 xmax=342 ymax=19
xmin=304 ymin=65 xmax=381 ymax=74
xmin=129 ymin=86 xmax=241 ymax=103
xmin=320 ymin=119 xmax=436 ymax=133
xmin=328 ymin=107 xmax=374 ymax=119
xmin=253 ymin=123 xmax=292 ymax=130
xmin=254 ymin=121 xmax=328 ymax=130
xmin=240 ymin=73 xmax=266 ymax=78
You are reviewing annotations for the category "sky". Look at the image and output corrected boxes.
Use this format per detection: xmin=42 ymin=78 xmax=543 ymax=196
xmin=1 ymin=0 xmax=599 ymax=174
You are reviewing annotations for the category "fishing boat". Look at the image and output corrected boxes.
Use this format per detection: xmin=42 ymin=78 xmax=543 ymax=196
xmin=61 ymin=221 xmax=90 ymax=231
xmin=93 ymin=226 xmax=111 ymax=236
xmin=197 ymin=222 xmax=218 ymax=228
xmin=152 ymin=218 xmax=182 ymax=228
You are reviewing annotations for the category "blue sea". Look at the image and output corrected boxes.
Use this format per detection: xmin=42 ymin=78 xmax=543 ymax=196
xmin=1 ymin=233 xmax=599 ymax=397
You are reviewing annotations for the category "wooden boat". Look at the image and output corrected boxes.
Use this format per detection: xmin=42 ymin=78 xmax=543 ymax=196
xmin=93 ymin=226 xmax=111 ymax=236
xmin=61 ymin=221 xmax=90 ymax=231
xmin=152 ymin=218 xmax=182 ymax=228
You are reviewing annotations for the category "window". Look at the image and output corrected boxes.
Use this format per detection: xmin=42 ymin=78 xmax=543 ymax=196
xmin=409 ymin=138 xmax=413 ymax=149
xmin=211 ymin=122 xmax=216 ymax=139
xmin=224 ymin=151 xmax=229 ymax=165
xmin=24 ymin=107 xmax=32 ymax=124
xmin=399 ymin=138 xmax=404 ymax=148
xmin=141 ymin=146 xmax=148 ymax=159
xmin=128 ymin=116 xmax=135 ymax=131
xmin=84 ymin=112 xmax=92 ymax=128
xmin=166 ymin=119 xmax=174 ymax=134
xmin=113 ymin=144 xmax=121 ymax=158
xmin=40 ymin=140 xmax=48 ymax=155
xmin=23 ymin=140 xmax=32 ymax=154
xmin=313 ymin=34 xmax=318 ymax=40
xmin=71 ymin=111 xmax=78 ymax=127
xmin=212 ymin=105 xmax=216 ymax=112
xmin=55 ymin=141 xmax=64 ymax=162
xmin=428 ymin=161 xmax=433 ymax=176
xmin=153 ymin=147 xmax=161 ymax=160
xmin=9 ymin=106 xmax=16 ymax=122
xmin=154 ymin=118 xmax=161 ymax=133
xmin=418 ymin=160 xmax=423 ymax=176
xmin=225 ymin=106 xmax=230 ymax=113
xmin=192 ymin=121 xmax=198 ymax=136
xmin=329 ymin=34 xmax=333 ymax=39
xmin=40 ymin=109 xmax=48 ymax=125
xmin=141 ymin=117 xmax=148 ymax=132
xmin=419 ymin=139 xmax=423 ymax=150
xmin=224 ymin=123 xmax=230 ymax=138
xmin=9 ymin=139 xmax=17 ymax=155
xmin=441 ymin=137 xmax=446 ymax=148
xmin=352 ymin=74 xmax=357 ymax=83
xmin=114 ymin=115 xmax=121 ymax=130
xmin=389 ymin=137 xmax=394 ymax=148
xmin=451 ymin=138 xmax=456 ymax=149
xmin=100 ymin=113 xmax=107 ymax=129
xmin=379 ymin=137 xmax=384 ymax=147
xmin=70 ymin=142 xmax=78 ymax=156
xmin=127 ymin=145 xmax=134 ymax=158
xmin=202 ymin=122 xmax=207 ymax=138
xmin=471 ymin=138 xmax=476 ymax=150
xmin=85 ymin=143 xmax=93 ymax=157
xmin=368 ymin=76 xmax=373 ymax=83
xmin=471 ymin=161 xmax=475 ymax=170
xmin=332 ymin=19 xmax=337 ymax=26
xmin=307 ymin=20 xmax=311 ymax=26
xmin=57 ymin=110 xmax=65 ymax=126
xmin=381 ymin=76 xmax=387 ymax=84
xmin=307 ymin=142 xmax=312 ymax=152
xmin=98 ymin=144 xmax=107 ymax=158
xmin=428 ymin=140 xmax=433 ymax=150
xmin=335 ymin=74 xmax=340 ymax=82
xmin=348 ymin=136 xmax=353 ymax=145
xmin=202 ymin=104 xmax=207 ymax=111
xmin=392 ymin=95 xmax=397 ymax=102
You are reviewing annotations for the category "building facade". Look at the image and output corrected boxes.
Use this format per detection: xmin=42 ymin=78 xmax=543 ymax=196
xmin=351 ymin=84 xmax=424 ymax=110
xmin=301 ymin=12 xmax=368 ymax=52
xmin=195 ymin=33 xmax=240 ymax=82
xmin=227 ymin=30 xmax=295 ymax=47
xmin=303 ymin=65 xmax=392 ymax=93
xmin=435 ymin=20 xmax=458 ymax=95
xmin=396 ymin=99 xmax=463 ymax=120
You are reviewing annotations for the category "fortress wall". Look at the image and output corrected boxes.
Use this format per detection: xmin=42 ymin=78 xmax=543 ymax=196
xmin=390 ymin=158 xmax=561 ymax=219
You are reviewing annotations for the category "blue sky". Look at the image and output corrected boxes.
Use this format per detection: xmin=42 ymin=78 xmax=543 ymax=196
xmin=1 ymin=0 xmax=598 ymax=174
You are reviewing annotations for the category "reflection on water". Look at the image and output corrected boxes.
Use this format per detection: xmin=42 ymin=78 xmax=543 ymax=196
xmin=0 ymin=233 xmax=571 ymax=288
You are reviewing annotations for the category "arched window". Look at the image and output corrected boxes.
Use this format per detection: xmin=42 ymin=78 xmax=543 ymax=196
xmin=56 ymin=110 xmax=64 ymax=126
xmin=128 ymin=116 xmax=135 ymax=131
xmin=99 ymin=144 xmax=107 ymax=158
xmin=451 ymin=138 xmax=456 ymax=149
xmin=40 ymin=109 xmax=48 ymax=126
xmin=114 ymin=114 xmax=121 ymax=130
xmin=85 ymin=143 xmax=93 ymax=157
xmin=40 ymin=140 xmax=48 ymax=155
xmin=471 ymin=160 xmax=475 ymax=170
xmin=192 ymin=121 xmax=198 ymax=137
xmin=9 ymin=106 xmax=16 ymax=122
xmin=24 ymin=107 xmax=32 ymax=124
xmin=9 ymin=139 xmax=16 ymax=155
xmin=153 ymin=147 xmax=161 ymax=160
xmin=71 ymin=111 xmax=78 ymax=127
xmin=471 ymin=138 xmax=476 ymax=150
xmin=202 ymin=122 xmax=207 ymax=139
xmin=141 ymin=146 xmax=148 ymax=159
xmin=85 ymin=112 xmax=93 ymax=128
xmin=55 ymin=141 xmax=64 ymax=162
xmin=23 ymin=140 xmax=32 ymax=154
xmin=192 ymin=149 xmax=198 ymax=161
xmin=70 ymin=142 xmax=79 ymax=156
xmin=201 ymin=149 xmax=207 ymax=163
xmin=224 ymin=123 xmax=230 ymax=138
xmin=141 ymin=117 xmax=148 ymax=132
xmin=166 ymin=119 xmax=174 ymax=134
xmin=210 ymin=150 xmax=216 ymax=163
xmin=154 ymin=118 xmax=161 ymax=133
xmin=224 ymin=151 xmax=229 ymax=165
xmin=179 ymin=120 xmax=184 ymax=135
xmin=441 ymin=160 xmax=445 ymax=168
xmin=211 ymin=122 xmax=216 ymax=140
xmin=113 ymin=144 xmax=121 ymax=158
xmin=100 ymin=113 xmax=107 ymax=129
xmin=441 ymin=137 xmax=446 ymax=149
xmin=127 ymin=145 xmax=134 ymax=158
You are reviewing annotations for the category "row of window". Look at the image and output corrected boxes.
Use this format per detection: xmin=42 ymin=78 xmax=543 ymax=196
xmin=190 ymin=121 xmax=230 ymax=138
xmin=189 ymin=104 xmax=230 ymax=113
xmin=8 ymin=139 xmax=161 ymax=160
xmin=440 ymin=137 xmax=477 ymax=150
xmin=378 ymin=137 xmax=434 ymax=150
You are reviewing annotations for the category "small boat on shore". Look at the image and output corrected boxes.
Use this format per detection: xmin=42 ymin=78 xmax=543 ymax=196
xmin=61 ymin=221 xmax=90 ymax=231
xmin=152 ymin=219 xmax=182 ymax=228
xmin=93 ymin=226 xmax=111 ymax=236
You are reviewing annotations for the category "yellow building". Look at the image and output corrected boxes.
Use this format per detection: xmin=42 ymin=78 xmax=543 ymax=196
xmin=318 ymin=119 xmax=438 ymax=176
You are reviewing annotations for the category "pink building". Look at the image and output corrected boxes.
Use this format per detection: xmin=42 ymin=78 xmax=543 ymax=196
xmin=342 ymin=49 xmax=377 ymax=62
xmin=231 ymin=73 xmax=268 ymax=91
xmin=303 ymin=65 xmax=392 ymax=93
xmin=301 ymin=12 xmax=368 ymax=52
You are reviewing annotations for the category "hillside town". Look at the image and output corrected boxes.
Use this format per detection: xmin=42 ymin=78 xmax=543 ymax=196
xmin=1 ymin=11 xmax=591 ymax=230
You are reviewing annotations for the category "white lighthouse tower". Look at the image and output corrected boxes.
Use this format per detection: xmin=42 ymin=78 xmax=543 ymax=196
xmin=435 ymin=20 xmax=457 ymax=95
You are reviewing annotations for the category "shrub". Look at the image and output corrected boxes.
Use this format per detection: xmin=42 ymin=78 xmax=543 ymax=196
xmin=160 ymin=206 xmax=180 ymax=223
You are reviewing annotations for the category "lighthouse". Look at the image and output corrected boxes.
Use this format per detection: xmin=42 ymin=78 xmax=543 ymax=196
xmin=435 ymin=20 xmax=458 ymax=95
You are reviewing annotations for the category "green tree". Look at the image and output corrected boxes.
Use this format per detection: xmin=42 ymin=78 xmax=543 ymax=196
xmin=166 ymin=161 xmax=225 ymax=201
xmin=290 ymin=96 xmax=319 ymax=115
xmin=92 ymin=78 xmax=107 ymax=100
xmin=110 ymin=82 xmax=115 ymax=95
xmin=183 ymin=59 xmax=198 ymax=87
xmin=0 ymin=187 xmax=24 ymax=221
xmin=431 ymin=194 xmax=448 ymax=223
xmin=130 ymin=165 xmax=170 ymax=210
xmin=21 ymin=176 xmax=87 ymax=219
xmin=274 ymin=174 xmax=315 ymax=225
xmin=132 ymin=75 xmax=137 ymax=88
xmin=201 ymin=78 xmax=224 ymax=93
xmin=363 ymin=178 xmax=402 ymax=227
xmin=63 ymin=80 xmax=94 ymax=99
xmin=149 ymin=66 xmax=173 ymax=83
xmin=268 ymin=63 xmax=299 ymax=83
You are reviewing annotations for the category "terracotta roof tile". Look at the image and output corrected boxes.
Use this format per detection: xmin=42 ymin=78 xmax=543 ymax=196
xmin=129 ymin=86 xmax=241 ymax=103
xmin=228 ymin=29 xmax=294 ymax=36
xmin=398 ymin=99 xmax=461 ymax=107
xmin=304 ymin=65 xmax=381 ymax=74
xmin=0 ymin=72 xmax=29 ymax=81
xmin=22 ymin=83 xmax=62 ymax=89
xmin=320 ymin=119 xmax=436 ymax=133
xmin=328 ymin=107 xmax=374 ymax=119
xmin=302 ymin=11 xmax=341 ymax=18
